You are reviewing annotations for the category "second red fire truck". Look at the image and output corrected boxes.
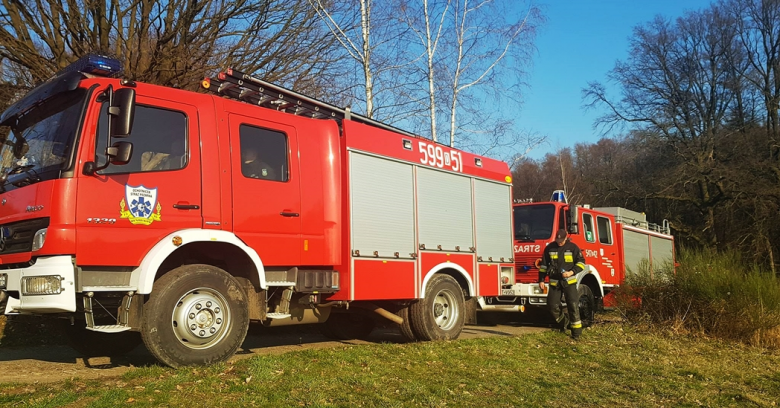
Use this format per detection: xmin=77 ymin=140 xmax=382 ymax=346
xmin=0 ymin=55 xmax=514 ymax=366
xmin=479 ymin=191 xmax=675 ymax=325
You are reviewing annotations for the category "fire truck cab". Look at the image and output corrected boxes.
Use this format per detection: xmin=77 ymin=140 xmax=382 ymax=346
xmin=0 ymin=55 xmax=515 ymax=366
xmin=480 ymin=190 xmax=675 ymax=326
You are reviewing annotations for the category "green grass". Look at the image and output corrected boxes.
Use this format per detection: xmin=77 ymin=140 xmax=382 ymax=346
xmin=2 ymin=320 xmax=780 ymax=407
xmin=618 ymin=248 xmax=780 ymax=348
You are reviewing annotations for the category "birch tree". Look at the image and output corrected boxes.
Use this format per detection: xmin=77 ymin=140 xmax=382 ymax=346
xmin=441 ymin=0 xmax=541 ymax=147
xmin=308 ymin=0 xmax=411 ymax=119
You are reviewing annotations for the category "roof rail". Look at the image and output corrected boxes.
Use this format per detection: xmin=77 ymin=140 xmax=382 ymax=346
xmin=201 ymin=69 xmax=419 ymax=139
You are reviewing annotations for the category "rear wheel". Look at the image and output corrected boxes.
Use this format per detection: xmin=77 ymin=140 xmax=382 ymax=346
xmin=577 ymin=284 xmax=595 ymax=328
xmin=141 ymin=264 xmax=249 ymax=367
xmin=409 ymin=274 xmax=465 ymax=341
xmin=396 ymin=305 xmax=417 ymax=342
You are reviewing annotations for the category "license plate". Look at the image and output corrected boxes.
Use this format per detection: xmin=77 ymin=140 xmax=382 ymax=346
xmin=501 ymin=289 xmax=515 ymax=296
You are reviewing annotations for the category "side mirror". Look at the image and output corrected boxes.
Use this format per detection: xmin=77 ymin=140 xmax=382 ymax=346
xmin=110 ymin=88 xmax=136 ymax=137
xmin=107 ymin=142 xmax=133 ymax=165
xmin=568 ymin=223 xmax=579 ymax=235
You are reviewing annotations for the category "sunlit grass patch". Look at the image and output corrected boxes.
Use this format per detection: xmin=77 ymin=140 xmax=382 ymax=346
xmin=2 ymin=320 xmax=779 ymax=407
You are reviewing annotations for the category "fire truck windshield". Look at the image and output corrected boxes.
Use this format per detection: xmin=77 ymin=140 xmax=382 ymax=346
xmin=513 ymin=204 xmax=556 ymax=241
xmin=0 ymin=88 xmax=86 ymax=189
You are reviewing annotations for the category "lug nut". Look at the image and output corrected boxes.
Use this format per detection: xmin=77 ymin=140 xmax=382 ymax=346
xmin=215 ymin=307 xmax=220 ymax=314
xmin=189 ymin=313 xmax=195 ymax=319
xmin=196 ymin=303 xmax=202 ymax=310
xmin=206 ymin=301 xmax=212 ymax=307
xmin=210 ymin=328 xmax=216 ymax=334
xmin=190 ymin=324 xmax=196 ymax=330
xmin=216 ymin=318 xmax=222 ymax=324
xmin=199 ymin=330 xmax=206 ymax=336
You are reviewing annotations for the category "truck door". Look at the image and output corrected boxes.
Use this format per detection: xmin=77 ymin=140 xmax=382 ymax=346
xmin=228 ymin=115 xmax=302 ymax=265
xmin=75 ymin=96 xmax=203 ymax=267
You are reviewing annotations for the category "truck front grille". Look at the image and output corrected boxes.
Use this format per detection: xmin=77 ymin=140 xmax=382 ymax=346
xmin=0 ymin=218 xmax=50 ymax=255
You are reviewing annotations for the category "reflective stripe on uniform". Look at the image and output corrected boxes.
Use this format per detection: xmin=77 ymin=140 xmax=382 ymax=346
xmin=539 ymin=265 xmax=548 ymax=272
xmin=549 ymin=279 xmax=558 ymax=286
xmin=564 ymin=251 xmax=573 ymax=262
xmin=549 ymin=252 xmax=558 ymax=259
xmin=570 ymin=321 xmax=582 ymax=329
xmin=567 ymin=277 xmax=577 ymax=285
xmin=576 ymin=262 xmax=586 ymax=270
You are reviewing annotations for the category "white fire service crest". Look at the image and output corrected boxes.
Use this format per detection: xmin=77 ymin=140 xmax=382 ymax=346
xmin=119 ymin=184 xmax=162 ymax=225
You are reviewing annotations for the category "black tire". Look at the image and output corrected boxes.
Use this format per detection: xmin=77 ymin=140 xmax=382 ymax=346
xmin=321 ymin=312 xmax=375 ymax=340
xmin=141 ymin=264 xmax=249 ymax=367
xmin=65 ymin=320 xmax=142 ymax=357
xmin=409 ymin=274 xmax=465 ymax=341
xmin=463 ymin=297 xmax=478 ymax=325
xmin=396 ymin=305 xmax=417 ymax=342
xmin=577 ymin=284 xmax=595 ymax=328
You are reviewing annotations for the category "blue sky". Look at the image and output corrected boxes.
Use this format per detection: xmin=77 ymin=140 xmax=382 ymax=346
xmin=521 ymin=0 xmax=714 ymax=159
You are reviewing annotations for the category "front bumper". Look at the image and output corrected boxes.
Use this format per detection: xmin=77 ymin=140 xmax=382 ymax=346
xmin=1 ymin=255 xmax=76 ymax=314
xmin=479 ymin=283 xmax=548 ymax=311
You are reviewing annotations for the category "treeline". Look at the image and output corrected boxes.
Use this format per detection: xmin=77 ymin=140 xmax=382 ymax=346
xmin=0 ymin=0 xmax=542 ymax=150
xmin=514 ymin=0 xmax=780 ymax=270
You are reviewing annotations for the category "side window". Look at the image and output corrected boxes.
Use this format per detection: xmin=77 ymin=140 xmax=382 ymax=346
xmin=96 ymin=104 xmax=187 ymax=174
xmin=239 ymin=125 xmax=288 ymax=182
xmin=597 ymin=216 xmax=613 ymax=245
xmin=558 ymin=207 xmax=567 ymax=232
xmin=582 ymin=213 xmax=595 ymax=243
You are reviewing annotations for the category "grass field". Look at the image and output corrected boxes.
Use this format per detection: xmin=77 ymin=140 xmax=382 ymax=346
xmin=1 ymin=318 xmax=779 ymax=407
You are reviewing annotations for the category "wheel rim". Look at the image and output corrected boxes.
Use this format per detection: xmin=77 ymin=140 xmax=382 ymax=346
xmin=171 ymin=287 xmax=231 ymax=349
xmin=432 ymin=288 xmax=459 ymax=331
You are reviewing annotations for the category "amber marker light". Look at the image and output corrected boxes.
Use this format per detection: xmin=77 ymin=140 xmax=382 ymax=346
xmin=172 ymin=236 xmax=183 ymax=246
xmin=201 ymin=78 xmax=211 ymax=89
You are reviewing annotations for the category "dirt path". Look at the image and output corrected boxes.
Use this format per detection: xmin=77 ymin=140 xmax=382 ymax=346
xmin=0 ymin=320 xmax=548 ymax=384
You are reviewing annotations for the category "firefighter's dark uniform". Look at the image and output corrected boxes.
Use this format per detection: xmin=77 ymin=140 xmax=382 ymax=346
xmin=539 ymin=239 xmax=587 ymax=338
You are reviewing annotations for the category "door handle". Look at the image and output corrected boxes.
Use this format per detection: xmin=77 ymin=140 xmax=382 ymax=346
xmin=280 ymin=211 xmax=300 ymax=217
xmin=173 ymin=203 xmax=200 ymax=210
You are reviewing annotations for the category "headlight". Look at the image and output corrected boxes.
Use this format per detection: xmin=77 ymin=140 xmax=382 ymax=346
xmin=31 ymin=228 xmax=47 ymax=251
xmin=0 ymin=273 xmax=7 ymax=289
xmin=21 ymin=275 xmax=62 ymax=295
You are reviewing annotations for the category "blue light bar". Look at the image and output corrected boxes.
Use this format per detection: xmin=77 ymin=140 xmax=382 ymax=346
xmin=58 ymin=54 xmax=123 ymax=77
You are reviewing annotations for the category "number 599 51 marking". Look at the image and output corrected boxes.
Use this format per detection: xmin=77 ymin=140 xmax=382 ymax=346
xmin=418 ymin=141 xmax=463 ymax=172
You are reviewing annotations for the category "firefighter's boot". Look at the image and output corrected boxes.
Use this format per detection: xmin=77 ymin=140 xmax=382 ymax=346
xmin=570 ymin=320 xmax=583 ymax=340
xmin=556 ymin=314 xmax=569 ymax=334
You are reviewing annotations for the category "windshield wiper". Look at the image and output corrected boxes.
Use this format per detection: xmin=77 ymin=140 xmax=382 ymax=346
xmin=0 ymin=164 xmax=40 ymax=189
xmin=515 ymin=234 xmax=534 ymax=242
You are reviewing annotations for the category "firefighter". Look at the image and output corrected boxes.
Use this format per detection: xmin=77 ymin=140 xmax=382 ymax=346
xmin=538 ymin=229 xmax=587 ymax=339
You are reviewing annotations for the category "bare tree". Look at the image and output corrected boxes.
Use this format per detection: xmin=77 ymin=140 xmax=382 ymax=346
xmin=0 ymin=0 xmax=338 ymax=96
xmin=583 ymin=7 xmax=743 ymax=247
xmin=307 ymin=0 xmax=413 ymax=120
xmin=430 ymin=0 xmax=541 ymax=148
xmin=730 ymin=0 xmax=780 ymax=162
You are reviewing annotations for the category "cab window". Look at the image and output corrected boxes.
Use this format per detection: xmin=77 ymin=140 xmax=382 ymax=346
xmin=582 ymin=213 xmax=596 ymax=243
xmin=597 ymin=216 xmax=613 ymax=245
xmin=96 ymin=104 xmax=187 ymax=174
xmin=239 ymin=125 xmax=288 ymax=182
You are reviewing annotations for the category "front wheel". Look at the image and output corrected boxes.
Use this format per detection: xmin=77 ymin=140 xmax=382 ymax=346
xmin=141 ymin=264 xmax=249 ymax=367
xmin=409 ymin=274 xmax=465 ymax=341
xmin=578 ymin=284 xmax=595 ymax=328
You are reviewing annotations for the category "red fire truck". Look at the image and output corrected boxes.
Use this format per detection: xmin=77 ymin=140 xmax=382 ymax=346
xmin=479 ymin=191 xmax=675 ymax=326
xmin=0 ymin=55 xmax=514 ymax=366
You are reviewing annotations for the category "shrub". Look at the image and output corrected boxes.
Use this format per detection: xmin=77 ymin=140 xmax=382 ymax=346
xmin=616 ymin=248 xmax=780 ymax=348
